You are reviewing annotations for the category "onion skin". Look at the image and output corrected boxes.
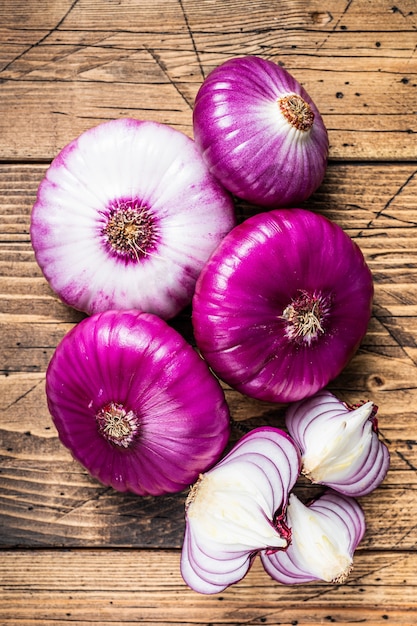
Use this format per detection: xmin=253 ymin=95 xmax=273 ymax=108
xmin=30 ymin=118 xmax=236 ymax=319
xmin=193 ymin=55 xmax=329 ymax=207
xmin=260 ymin=491 xmax=366 ymax=584
xmin=46 ymin=310 xmax=231 ymax=496
xmin=180 ymin=427 xmax=301 ymax=594
xmin=192 ymin=208 xmax=374 ymax=403
xmin=285 ymin=390 xmax=390 ymax=496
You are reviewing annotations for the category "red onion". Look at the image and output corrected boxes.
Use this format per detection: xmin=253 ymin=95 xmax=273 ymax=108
xmin=193 ymin=55 xmax=329 ymax=207
xmin=180 ymin=427 xmax=301 ymax=594
xmin=261 ymin=491 xmax=366 ymax=584
xmin=45 ymin=309 xmax=231 ymax=496
xmin=285 ymin=390 xmax=390 ymax=496
xmin=30 ymin=118 xmax=236 ymax=319
xmin=192 ymin=208 xmax=374 ymax=403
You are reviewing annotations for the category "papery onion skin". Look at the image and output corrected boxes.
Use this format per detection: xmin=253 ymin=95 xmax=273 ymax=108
xmin=285 ymin=390 xmax=390 ymax=496
xmin=193 ymin=55 xmax=329 ymax=207
xmin=180 ymin=427 xmax=301 ymax=594
xmin=30 ymin=118 xmax=236 ymax=319
xmin=192 ymin=208 xmax=374 ymax=403
xmin=261 ymin=491 xmax=366 ymax=585
xmin=46 ymin=309 xmax=231 ymax=496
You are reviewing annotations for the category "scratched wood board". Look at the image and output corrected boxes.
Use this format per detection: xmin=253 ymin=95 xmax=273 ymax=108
xmin=1 ymin=0 xmax=417 ymax=624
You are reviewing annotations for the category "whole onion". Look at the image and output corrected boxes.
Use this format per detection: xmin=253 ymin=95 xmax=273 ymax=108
xmin=192 ymin=208 xmax=374 ymax=403
xmin=285 ymin=390 xmax=390 ymax=496
xmin=193 ymin=55 xmax=329 ymax=207
xmin=46 ymin=309 xmax=231 ymax=496
xmin=261 ymin=491 xmax=366 ymax=584
xmin=180 ymin=427 xmax=300 ymax=594
xmin=30 ymin=118 xmax=236 ymax=319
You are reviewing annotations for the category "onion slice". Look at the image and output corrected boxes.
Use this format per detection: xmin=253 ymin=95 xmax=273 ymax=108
xmin=30 ymin=118 xmax=236 ymax=319
xmin=180 ymin=427 xmax=301 ymax=594
xmin=46 ymin=309 xmax=231 ymax=495
xmin=261 ymin=491 xmax=366 ymax=584
xmin=285 ymin=390 xmax=390 ymax=496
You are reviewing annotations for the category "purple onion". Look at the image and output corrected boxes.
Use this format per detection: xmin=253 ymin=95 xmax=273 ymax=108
xmin=193 ymin=55 xmax=329 ymax=207
xmin=285 ymin=390 xmax=390 ymax=496
xmin=180 ymin=427 xmax=301 ymax=594
xmin=192 ymin=208 xmax=374 ymax=403
xmin=46 ymin=309 xmax=231 ymax=496
xmin=261 ymin=491 xmax=366 ymax=584
xmin=30 ymin=118 xmax=236 ymax=319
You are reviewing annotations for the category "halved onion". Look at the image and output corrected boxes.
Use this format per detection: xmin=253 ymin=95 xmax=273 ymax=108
xmin=31 ymin=118 xmax=236 ymax=319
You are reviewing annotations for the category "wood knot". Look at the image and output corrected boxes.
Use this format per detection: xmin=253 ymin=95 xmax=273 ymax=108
xmin=310 ymin=11 xmax=333 ymax=25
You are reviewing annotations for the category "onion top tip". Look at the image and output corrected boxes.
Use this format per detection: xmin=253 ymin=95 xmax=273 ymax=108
xmin=30 ymin=117 xmax=236 ymax=319
xmin=285 ymin=389 xmax=390 ymax=496
xmin=46 ymin=309 xmax=231 ymax=496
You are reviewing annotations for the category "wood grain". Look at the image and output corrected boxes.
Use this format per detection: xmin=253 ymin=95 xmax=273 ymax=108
xmin=1 ymin=0 xmax=417 ymax=623
xmin=1 ymin=0 xmax=416 ymax=160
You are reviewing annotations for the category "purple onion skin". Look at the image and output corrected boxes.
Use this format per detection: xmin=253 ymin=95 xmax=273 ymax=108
xmin=46 ymin=310 xmax=231 ymax=496
xmin=193 ymin=55 xmax=329 ymax=207
xmin=192 ymin=208 xmax=374 ymax=403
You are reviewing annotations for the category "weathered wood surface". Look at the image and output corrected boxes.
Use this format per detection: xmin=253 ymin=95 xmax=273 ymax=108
xmin=1 ymin=0 xmax=417 ymax=624
xmin=2 ymin=161 xmax=417 ymax=552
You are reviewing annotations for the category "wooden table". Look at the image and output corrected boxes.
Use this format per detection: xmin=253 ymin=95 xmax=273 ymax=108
xmin=1 ymin=1 xmax=416 ymax=624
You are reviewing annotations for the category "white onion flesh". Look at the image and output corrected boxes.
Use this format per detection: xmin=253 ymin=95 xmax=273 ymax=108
xmin=180 ymin=427 xmax=300 ymax=594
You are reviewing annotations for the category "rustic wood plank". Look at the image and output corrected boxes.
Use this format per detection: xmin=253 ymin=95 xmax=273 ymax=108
xmin=0 ymin=399 xmax=415 ymax=549
xmin=0 ymin=549 xmax=416 ymax=625
xmin=0 ymin=0 xmax=416 ymax=160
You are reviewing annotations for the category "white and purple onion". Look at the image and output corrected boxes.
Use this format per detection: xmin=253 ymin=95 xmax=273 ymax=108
xmin=193 ymin=55 xmax=329 ymax=207
xmin=180 ymin=427 xmax=301 ymax=594
xmin=261 ymin=491 xmax=366 ymax=584
xmin=285 ymin=390 xmax=390 ymax=496
xmin=46 ymin=309 xmax=231 ymax=496
xmin=192 ymin=208 xmax=374 ymax=403
xmin=30 ymin=118 xmax=236 ymax=319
